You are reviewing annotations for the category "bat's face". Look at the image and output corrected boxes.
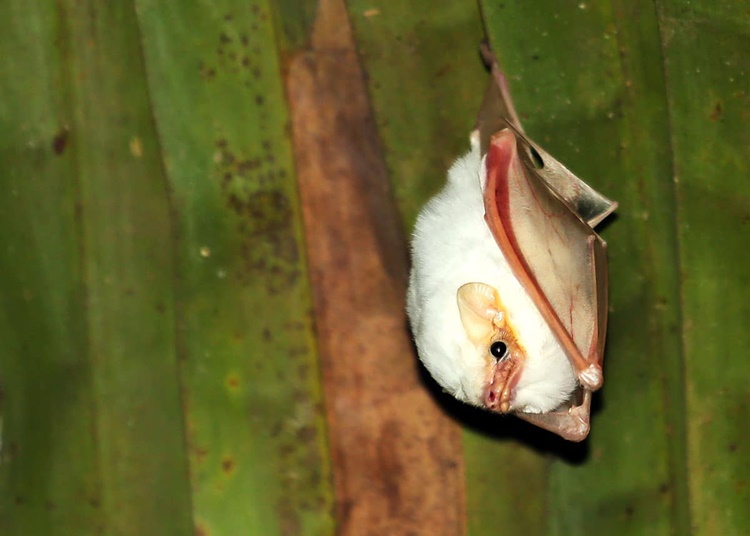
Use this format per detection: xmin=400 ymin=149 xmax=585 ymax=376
xmin=454 ymin=281 xmax=577 ymax=416
xmin=458 ymin=282 xmax=531 ymax=413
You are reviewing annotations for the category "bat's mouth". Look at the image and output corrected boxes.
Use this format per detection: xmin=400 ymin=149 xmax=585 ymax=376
xmin=483 ymin=357 xmax=524 ymax=413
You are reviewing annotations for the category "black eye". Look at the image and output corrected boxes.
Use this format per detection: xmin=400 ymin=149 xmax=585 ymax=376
xmin=490 ymin=341 xmax=508 ymax=360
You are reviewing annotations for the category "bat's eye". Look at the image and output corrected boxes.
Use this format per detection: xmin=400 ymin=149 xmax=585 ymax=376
xmin=489 ymin=341 xmax=508 ymax=361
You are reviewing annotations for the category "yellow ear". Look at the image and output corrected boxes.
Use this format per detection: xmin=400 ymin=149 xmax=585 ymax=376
xmin=457 ymin=282 xmax=502 ymax=345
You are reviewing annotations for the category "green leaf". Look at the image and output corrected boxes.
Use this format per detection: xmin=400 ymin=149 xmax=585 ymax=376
xmin=2 ymin=0 xmax=748 ymax=534
xmin=135 ymin=1 xmax=335 ymax=533
xmin=0 ymin=1 xmax=334 ymax=534
xmin=0 ymin=2 xmax=193 ymax=533
xmin=655 ymin=1 xmax=750 ymax=533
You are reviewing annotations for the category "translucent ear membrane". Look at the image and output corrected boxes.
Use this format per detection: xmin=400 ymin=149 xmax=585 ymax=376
xmin=457 ymin=282 xmax=502 ymax=345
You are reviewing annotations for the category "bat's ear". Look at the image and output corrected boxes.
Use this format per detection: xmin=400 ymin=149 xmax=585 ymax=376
xmin=457 ymin=283 xmax=503 ymax=346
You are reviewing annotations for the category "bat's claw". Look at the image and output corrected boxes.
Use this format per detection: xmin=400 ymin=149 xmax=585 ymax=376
xmin=578 ymin=364 xmax=603 ymax=391
xmin=563 ymin=404 xmax=591 ymax=442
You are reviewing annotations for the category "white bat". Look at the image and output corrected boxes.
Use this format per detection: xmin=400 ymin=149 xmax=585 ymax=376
xmin=407 ymin=46 xmax=616 ymax=441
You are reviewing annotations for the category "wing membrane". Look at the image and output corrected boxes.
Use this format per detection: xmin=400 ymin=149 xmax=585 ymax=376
xmin=484 ymin=130 xmax=607 ymax=369
xmin=476 ymin=44 xmax=616 ymax=228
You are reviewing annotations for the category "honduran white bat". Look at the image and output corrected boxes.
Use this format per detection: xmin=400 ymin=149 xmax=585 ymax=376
xmin=406 ymin=46 xmax=616 ymax=441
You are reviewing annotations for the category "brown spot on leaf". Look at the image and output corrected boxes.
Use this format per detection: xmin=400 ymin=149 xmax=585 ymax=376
xmin=226 ymin=374 xmax=240 ymax=389
xmin=221 ymin=456 xmax=236 ymax=474
xmin=296 ymin=426 xmax=316 ymax=443
xmin=434 ymin=64 xmax=451 ymax=77
xmin=2 ymin=441 xmax=19 ymax=462
xmin=194 ymin=447 xmax=209 ymax=463
xmin=214 ymin=140 xmax=300 ymax=291
xmin=710 ymin=101 xmax=723 ymax=121
xmin=52 ymin=128 xmax=69 ymax=155
xmin=199 ymin=62 xmax=216 ymax=81
xmin=236 ymin=158 xmax=261 ymax=175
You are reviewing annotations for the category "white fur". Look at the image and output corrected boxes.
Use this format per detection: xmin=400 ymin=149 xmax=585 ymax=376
xmin=406 ymin=139 xmax=577 ymax=413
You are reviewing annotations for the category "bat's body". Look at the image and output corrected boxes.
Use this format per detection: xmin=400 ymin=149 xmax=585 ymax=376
xmin=407 ymin=139 xmax=577 ymax=414
xmin=406 ymin=46 xmax=616 ymax=441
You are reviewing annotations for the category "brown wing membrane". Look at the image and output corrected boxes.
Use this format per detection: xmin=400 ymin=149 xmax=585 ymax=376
xmin=477 ymin=44 xmax=617 ymax=228
xmin=484 ymin=129 xmax=607 ymax=381
xmin=501 ymin=123 xmax=618 ymax=228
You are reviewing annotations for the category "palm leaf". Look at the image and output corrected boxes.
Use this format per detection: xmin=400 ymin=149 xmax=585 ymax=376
xmin=1 ymin=0 xmax=748 ymax=534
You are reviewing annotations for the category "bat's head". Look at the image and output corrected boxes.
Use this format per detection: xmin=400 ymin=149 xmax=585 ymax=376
xmin=454 ymin=281 xmax=577 ymax=415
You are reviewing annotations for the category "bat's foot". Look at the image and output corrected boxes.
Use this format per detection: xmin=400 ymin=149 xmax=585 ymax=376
xmin=564 ymin=404 xmax=591 ymax=442
xmin=516 ymin=402 xmax=590 ymax=442
xmin=578 ymin=364 xmax=603 ymax=391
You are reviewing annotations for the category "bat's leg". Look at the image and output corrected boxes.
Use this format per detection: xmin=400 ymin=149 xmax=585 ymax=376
xmin=516 ymin=389 xmax=592 ymax=442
